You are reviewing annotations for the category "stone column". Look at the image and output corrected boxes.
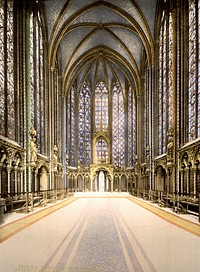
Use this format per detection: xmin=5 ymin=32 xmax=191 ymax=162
xmin=97 ymin=172 xmax=99 ymax=192
xmin=7 ymin=167 xmax=11 ymax=197
xmin=35 ymin=170 xmax=38 ymax=192
xmin=180 ymin=168 xmax=184 ymax=195
xmin=111 ymin=177 xmax=113 ymax=193
xmin=104 ymin=172 xmax=107 ymax=192
xmin=50 ymin=67 xmax=55 ymax=190
xmin=192 ymin=167 xmax=197 ymax=197
xmin=75 ymin=176 xmax=77 ymax=192
xmin=186 ymin=166 xmax=189 ymax=194
xmin=20 ymin=169 xmax=24 ymax=194
xmin=14 ymin=167 xmax=18 ymax=197
xmin=63 ymin=97 xmax=67 ymax=189
xmin=90 ymin=175 xmax=93 ymax=192
xmin=119 ymin=175 xmax=122 ymax=192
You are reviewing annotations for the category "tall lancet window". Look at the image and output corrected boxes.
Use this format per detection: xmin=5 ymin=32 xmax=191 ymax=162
xmin=67 ymin=85 xmax=76 ymax=167
xmin=158 ymin=8 xmax=173 ymax=155
xmin=128 ymin=85 xmax=136 ymax=167
xmin=95 ymin=82 xmax=108 ymax=131
xmin=112 ymin=82 xmax=125 ymax=167
xmin=78 ymin=82 xmax=91 ymax=166
xmin=0 ymin=0 xmax=15 ymax=139
xmin=30 ymin=7 xmax=46 ymax=154
xmin=168 ymin=13 xmax=173 ymax=128
xmin=188 ymin=0 xmax=200 ymax=141
xmin=158 ymin=13 xmax=167 ymax=155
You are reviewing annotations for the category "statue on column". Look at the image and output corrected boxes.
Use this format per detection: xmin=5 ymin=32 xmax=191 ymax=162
xmin=146 ymin=145 xmax=150 ymax=172
xmin=30 ymin=127 xmax=37 ymax=165
xmin=167 ymin=128 xmax=174 ymax=166
xmin=53 ymin=145 xmax=58 ymax=171
xmin=134 ymin=155 xmax=139 ymax=176
xmin=66 ymin=153 xmax=69 ymax=167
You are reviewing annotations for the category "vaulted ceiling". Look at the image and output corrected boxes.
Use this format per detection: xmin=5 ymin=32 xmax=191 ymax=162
xmin=44 ymin=0 xmax=157 ymax=96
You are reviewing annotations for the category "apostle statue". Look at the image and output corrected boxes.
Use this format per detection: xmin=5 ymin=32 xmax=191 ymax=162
xmin=30 ymin=127 xmax=37 ymax=165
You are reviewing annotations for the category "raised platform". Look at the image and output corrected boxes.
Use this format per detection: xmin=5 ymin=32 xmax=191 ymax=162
xmin=74 ymin=192 xmax=130 ymax=197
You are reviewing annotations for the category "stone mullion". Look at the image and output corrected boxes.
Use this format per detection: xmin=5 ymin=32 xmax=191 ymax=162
xmin=136 ymin=95 xmax=142 ymax=163
xmin=50 ymin=67 xmax=54 ymax=190
xmin=148 ymin=65 xmax=154 ymax=190
xmin=63 ymin=96 xmax=67 ymax=189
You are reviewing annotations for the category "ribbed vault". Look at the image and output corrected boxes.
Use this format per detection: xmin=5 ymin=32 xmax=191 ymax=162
xmin=44 ymin=0 xmax=156 ymax=96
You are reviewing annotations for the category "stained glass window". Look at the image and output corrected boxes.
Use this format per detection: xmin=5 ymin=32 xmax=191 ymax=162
xmin=0 ymin=1 xmax=5 ymax=135
xmin=29 ymin=8 xmax=46 ymax=154
xmin=95 ymin=82 xmax=108 ymax=131
xmin=96 ymin=138 xmax=108 ymax=163
xmin=198 ymin=2 xmax=200 ymax=136
xmin=39 ymin=26 xmax=45 ymax=154
xmin=188 ymin=0 xmax=198 ymax=141
xmin=67 ymin=85 xmax=76 ymax=167
xmin=128 ymin=85 xmax=136 ymax=167
xmin=0 ymin=0 xmax=15 ymax=139
xmin=158 ymin=16 xmax=165 ymax=155
xmin=78 ymin=82 xmax=91 ymax=166
xmin=168 ymin=13 xmax=173 ymax=128
xmin=54 ymin=64 xmax=59 ymax=147
xmin=158 ymin=9 xmax=173 ymax=155
xmin=144 ymin=66 xmax=148 ymax=161
xmin=30 ymin=12 xmax=35 ymax=125
xmin=112 ymin=82 xmax=125 ymax=167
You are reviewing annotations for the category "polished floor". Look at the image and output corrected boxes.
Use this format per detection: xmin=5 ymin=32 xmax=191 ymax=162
xmin=0 ymin=194 xmax=200 ymax=272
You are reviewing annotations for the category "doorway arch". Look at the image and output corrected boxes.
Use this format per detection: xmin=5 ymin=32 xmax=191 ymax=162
xmin=94 ymin=170 xmax=109 ymax=192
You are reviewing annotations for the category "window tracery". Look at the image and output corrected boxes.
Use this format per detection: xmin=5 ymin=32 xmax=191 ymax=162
xmin=158 ymin=9 xmax=173 ymax=155
xmin=112 ymin=82 xmax=125 ymax=167
xmin=67 ymin=85 xmax=76 ymax=167
xmin=128 ymin=85 xmax=136 ymax=167
xmin=95 ymin=82 xmax=108 ymax=131
xmin=0 ymin=0 xmax=15 ymax=139
xmin=144 ymin=66 xmax=148 ymax=161
xmin=30 ymin=8 xmax=46 ymax=154
xmin=78 ymin=82 xmax=91 ymax=166
xmin=188 ymin=0 xmax=200 ymax=141
xmin=96 ymin=138 xmax=108 ymax=163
